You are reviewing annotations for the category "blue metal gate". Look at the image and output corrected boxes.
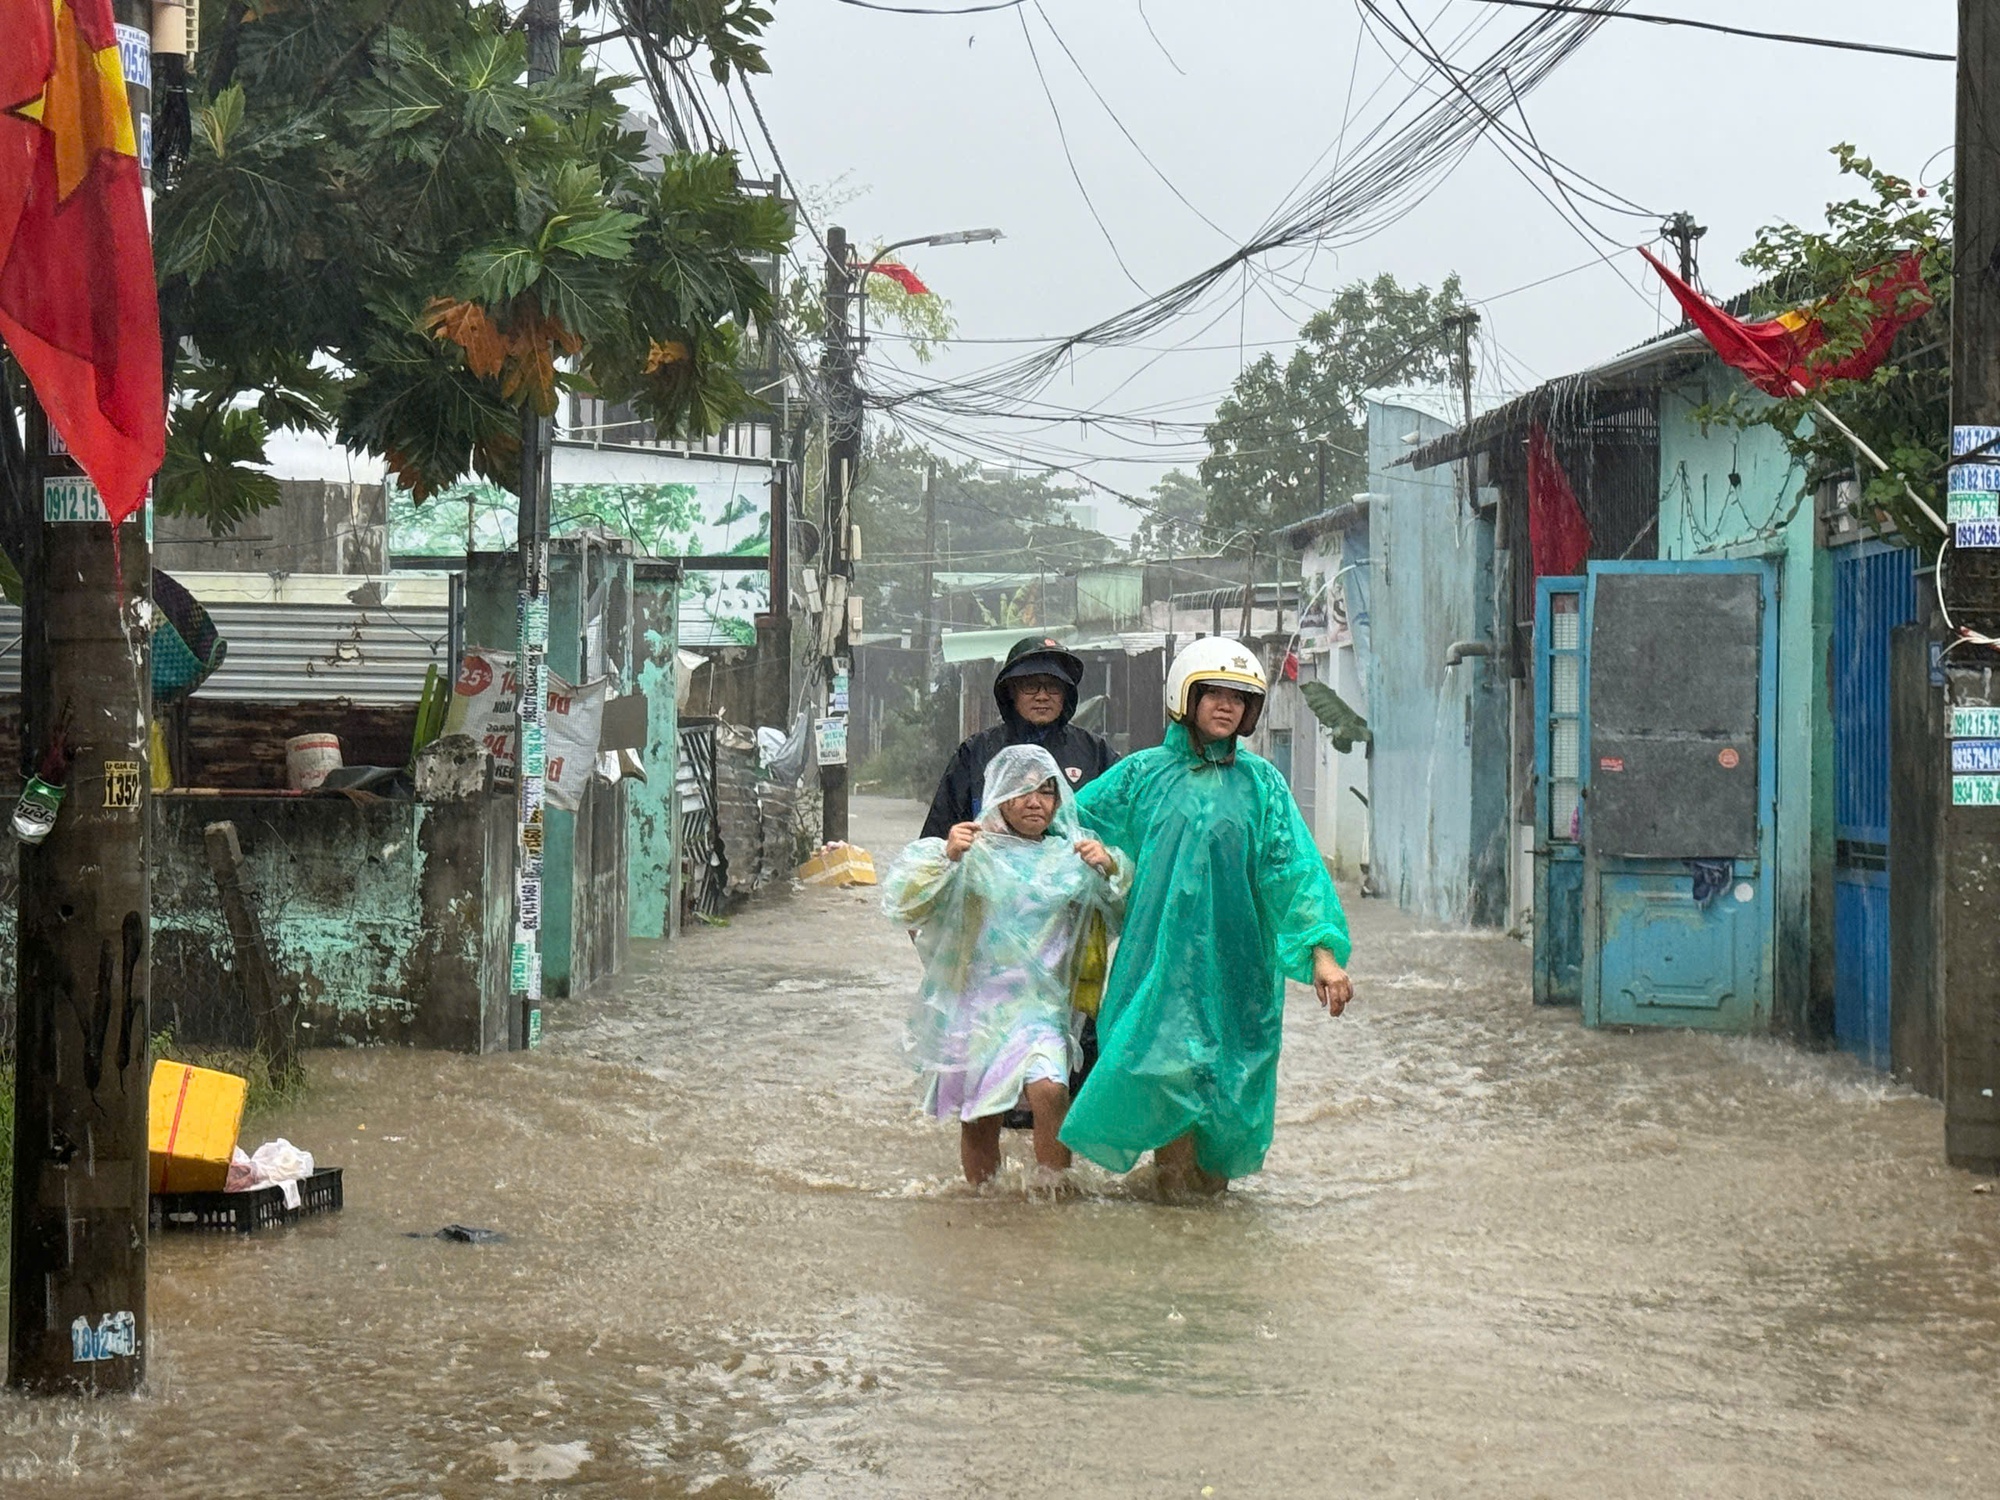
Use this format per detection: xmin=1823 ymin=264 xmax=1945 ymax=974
xmin=1582 ymin=561 xmax=1777 ymax=1032
xmin=1831 ymin=542 xmax=1917 ymax=1069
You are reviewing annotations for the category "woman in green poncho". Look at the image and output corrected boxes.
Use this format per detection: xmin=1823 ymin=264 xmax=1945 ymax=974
xmin=1059 ymin=637 xmax=1354 ymax=1195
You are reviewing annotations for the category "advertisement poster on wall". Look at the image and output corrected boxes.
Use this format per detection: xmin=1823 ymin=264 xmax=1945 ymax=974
xmin=391 ymin=455 xmax=774 ymax=647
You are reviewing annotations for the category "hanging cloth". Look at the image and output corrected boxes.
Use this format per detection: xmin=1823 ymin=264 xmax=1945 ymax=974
xmin=1527 ymin=421 xmax=1592 ymax=578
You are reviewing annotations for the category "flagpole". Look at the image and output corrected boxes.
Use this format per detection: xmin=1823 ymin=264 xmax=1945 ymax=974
xmin=1792 ymin=384 xmax=1950 ymax=535
xmin=7 ymin=0 xmax=157 ymax=1396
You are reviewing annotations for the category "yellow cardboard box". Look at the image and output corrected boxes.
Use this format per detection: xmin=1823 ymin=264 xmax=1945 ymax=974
xmin=149 ymin=1061 xmax=248 ymax=1194
xmin=797 ymin=843 xmax=877 ymax=888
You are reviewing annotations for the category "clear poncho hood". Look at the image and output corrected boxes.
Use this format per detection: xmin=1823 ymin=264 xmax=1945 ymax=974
xmin=974 ymin=744 xmax=1081 ymax=842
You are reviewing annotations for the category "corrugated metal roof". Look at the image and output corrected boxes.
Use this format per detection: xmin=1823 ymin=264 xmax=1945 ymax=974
xmin=1404 ymin=330 xmax=1707 ymax=472
xmin=0 ymin=572 xmax=452 ymax=705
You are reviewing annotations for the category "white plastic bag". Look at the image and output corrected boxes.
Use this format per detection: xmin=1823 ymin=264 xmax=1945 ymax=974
xmin=232 ymin=1138 xmax=317 ymax=1210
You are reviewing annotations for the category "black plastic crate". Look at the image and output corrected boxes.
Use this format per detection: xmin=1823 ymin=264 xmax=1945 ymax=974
xmin=150 ymin=1168 xmax=344 ymax=1235
xmin=297 ymin=1166 xmax=343 ymax=1217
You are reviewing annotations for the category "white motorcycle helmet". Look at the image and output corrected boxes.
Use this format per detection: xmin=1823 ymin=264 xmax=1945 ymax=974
xmin=1166 ymin=637 xmax=1268 ymax=737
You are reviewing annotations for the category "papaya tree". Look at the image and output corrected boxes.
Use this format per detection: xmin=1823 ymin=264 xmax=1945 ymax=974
xmin=150 ymin=0 xmax=791 ymax=531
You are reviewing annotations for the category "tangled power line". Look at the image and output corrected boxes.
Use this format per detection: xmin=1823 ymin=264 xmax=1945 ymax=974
xmin=864 ymin=0 xmax=1641 ymax=428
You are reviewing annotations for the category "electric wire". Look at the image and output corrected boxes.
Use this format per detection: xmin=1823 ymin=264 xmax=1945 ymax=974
xmin=834 ymin=0 xmax=1026 ymax=13
xmin=1464 ymin=0 xmax=1952 ymax=64
xmin=1134 ymin=0 xmax=1186 ymax=74
xmin=1014 ymin=6 xmax=1151 ymax=293
xmin=1030 ymin=2 xmax=1234 ymax=243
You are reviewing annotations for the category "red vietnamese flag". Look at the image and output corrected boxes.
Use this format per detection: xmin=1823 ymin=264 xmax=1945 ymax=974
xmin=0 ymin=0 xmax=164 ymax=526
xmin=866 ymin=261 xmax=930 ymax=297
xmin=1639 ymin=245 xmax=1930 ymax=400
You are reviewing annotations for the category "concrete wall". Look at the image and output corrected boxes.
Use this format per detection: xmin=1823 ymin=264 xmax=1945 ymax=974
xmin=1 ymin=793 xmax=516 ymax=1055
xmin=1359 ymin=395 xmax=1510 ymax=926
xmin=155 ymin=480 xmax=388 ymax=575
xmin=1656 ymin=370 xmax=1830 ymax=1038
xmin=1299 ymin=527 xmax=1372 ymax=882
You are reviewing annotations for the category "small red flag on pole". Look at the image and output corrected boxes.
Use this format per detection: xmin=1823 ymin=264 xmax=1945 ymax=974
xmin=0 ymin=0 xmax=165 ymax=527
xmin=866 ymin=261 xmax=931 ymax=297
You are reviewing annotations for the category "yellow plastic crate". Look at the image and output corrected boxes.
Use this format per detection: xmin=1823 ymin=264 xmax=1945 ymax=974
xmin=797 ymin=844 xmax=877 ymax=888
xmin=148 ymin=1061 xmax=247 ymax=1195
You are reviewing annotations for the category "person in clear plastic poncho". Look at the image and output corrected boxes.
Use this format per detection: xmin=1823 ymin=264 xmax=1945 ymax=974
xmin=883 ymin=744 xmax=1130 ymax=1185
xmin=1060 ymin=638 xmax=1354 ymax=1196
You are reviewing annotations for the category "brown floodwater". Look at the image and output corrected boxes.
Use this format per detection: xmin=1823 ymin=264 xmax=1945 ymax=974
xmin=3 ymin=795 xmax=1997 ymax=1497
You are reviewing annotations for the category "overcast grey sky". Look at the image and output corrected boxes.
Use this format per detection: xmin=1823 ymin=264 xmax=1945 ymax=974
xmin=733 ymin=1 xmax=1956 ymax=536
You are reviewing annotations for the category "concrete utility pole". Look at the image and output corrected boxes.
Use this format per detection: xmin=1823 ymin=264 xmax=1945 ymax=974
xmin=8 ymin=0 xmax=156 ymax=1395
xmin=1240 ymin=535 xmax=1256 ymax=639
xmin=821 ymin=226 xmax=857 ymax=843
xmin=918 ymin=457 xmax=936 ymax=660
xmin=510 ymin=0 xmax=560 ymax=1046
xmin=1660 ymin=210 xmax=1707 ymax=289
xmin=1445 ymin=310 xmax=1481 ymax=516
xmin=1940 ymin=0 xmax=2000 ymax=1174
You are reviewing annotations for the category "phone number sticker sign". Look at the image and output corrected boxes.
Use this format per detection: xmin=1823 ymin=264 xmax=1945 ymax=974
xmin=42 ymin=477 xmax=109 ymax=523
xmin=1951 ymin=740 xmax=2000 ymax=775
xmin=1954 ymin=775 xmax=2000 ymax=806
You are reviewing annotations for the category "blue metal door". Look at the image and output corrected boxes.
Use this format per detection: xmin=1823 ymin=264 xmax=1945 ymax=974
xmin=1582 ymin=561 xmax=1778 ymax=1031
xmin=1831 ymin=542 xmax=1917 ymax=1068
xmin=1532 ymin=577 xmax=1585 ymax=1004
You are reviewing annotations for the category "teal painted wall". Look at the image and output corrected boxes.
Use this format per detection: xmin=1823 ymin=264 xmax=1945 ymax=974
xmin=1656 ymin=370 xmax=1830 ymax=1038
xmin=628 ymin=568 xmax=680 ymax=939
xmin=2 ymin=796 xmax=511 ymax=1051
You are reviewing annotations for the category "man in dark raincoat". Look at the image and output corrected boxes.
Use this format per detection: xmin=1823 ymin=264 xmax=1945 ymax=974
xmin=920 ymin=636 xmax=1119 ymax=838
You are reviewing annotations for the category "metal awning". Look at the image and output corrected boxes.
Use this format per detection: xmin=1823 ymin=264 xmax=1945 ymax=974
xmin=938 ymin=627 xmax=1074 ymax=665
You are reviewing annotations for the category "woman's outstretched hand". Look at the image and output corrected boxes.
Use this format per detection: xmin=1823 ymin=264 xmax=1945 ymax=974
xmin=1313 ymin=948 xmax=1354 ymax=1016
xmin=945 ymin=822 xmax=979 ymax=862
xmin=1073 ymin=838 xmax=1115 ymax=876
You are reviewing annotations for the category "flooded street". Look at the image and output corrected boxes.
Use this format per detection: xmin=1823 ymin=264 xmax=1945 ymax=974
xmin=4 ymin=794 xmax=1998 ymax=1497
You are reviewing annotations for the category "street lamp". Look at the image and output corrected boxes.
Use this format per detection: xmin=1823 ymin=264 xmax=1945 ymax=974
xmin=854 ymin=228 xmax=1004 ymax=352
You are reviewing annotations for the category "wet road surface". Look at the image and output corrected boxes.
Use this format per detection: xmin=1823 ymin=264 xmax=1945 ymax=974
xmin=3 ymin=795 xmax=1998 ymax=1497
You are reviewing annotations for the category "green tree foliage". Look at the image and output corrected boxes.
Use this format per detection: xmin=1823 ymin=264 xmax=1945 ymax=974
xmin=1695 ymin=146 xmax=1950 ymax=548
xmin=1200 ymin=273 xmax=1469 ymax=537
xmin=1127 ymin=469 xmax=1210 ymax=559
xmin=153 ymin=0 xmax=790 ymax=532
xmin=849 ymin=431 xmax=1114 ymax=638
xmin=777 ymin=235 xmax=959 ymax=364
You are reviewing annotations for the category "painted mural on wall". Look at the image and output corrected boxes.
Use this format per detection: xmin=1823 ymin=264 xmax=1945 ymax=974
xmin=390 ymin=480 xmax=770 ymax=646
